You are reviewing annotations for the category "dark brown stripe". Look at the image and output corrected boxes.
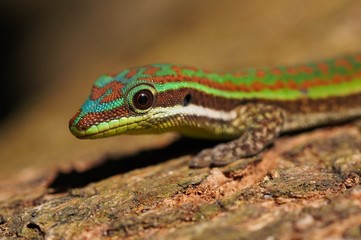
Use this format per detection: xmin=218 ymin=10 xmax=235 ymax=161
xmin=155 ymin=88 xmax=361 ymax=114
xmin=156 ymin=88 xmax=240 ymax=111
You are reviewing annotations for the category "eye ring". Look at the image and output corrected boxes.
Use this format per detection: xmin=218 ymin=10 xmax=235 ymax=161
xmin=132 ymin=89 xmax=154 ymax=110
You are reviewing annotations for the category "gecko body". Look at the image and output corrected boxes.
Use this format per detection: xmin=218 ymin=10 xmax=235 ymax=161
xmin=69 ymin=54 xmax=361 ymax=167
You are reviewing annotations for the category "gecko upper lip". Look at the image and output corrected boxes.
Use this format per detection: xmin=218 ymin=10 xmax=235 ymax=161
xmin=70 ymin=127 xmax=105 ymax=139
xmin=70 ymin=121 xmax=130 ymax=139
xmin=70 ymin=115 xmax=151 ymax=139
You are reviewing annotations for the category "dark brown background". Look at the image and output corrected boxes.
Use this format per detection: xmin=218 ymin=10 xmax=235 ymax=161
xmin=1 ymin=0 xmax=361 ymax=175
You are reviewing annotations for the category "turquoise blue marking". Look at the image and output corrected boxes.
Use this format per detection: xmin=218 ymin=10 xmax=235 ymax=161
xmin=94 ymin=75 xmax=113 ymax=88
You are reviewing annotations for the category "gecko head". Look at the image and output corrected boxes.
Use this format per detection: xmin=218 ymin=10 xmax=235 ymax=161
xmin=69 ymin=64 xmax=194 ymax=139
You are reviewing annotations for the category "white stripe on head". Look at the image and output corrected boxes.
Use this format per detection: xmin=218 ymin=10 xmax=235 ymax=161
xmin=149 ymin=104 xmax=237 ymax=121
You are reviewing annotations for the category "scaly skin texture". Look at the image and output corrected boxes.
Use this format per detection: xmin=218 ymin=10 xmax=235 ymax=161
xmin=69 ymin=54 xmax=361 ymax=167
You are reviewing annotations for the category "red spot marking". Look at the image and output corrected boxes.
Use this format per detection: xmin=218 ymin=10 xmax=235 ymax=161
xmin=301 ymin=80 xmax=313 ymax=89
xmin=315 ymin=78 xmax=323 ymax=85
xmin=183 ymin=65 xmax=212 ymax=74
xmin=270 ymin=80 xmax=285 ymax=90
xmin=300 ymin=73 xmax=356 ymax=89
xmin=336 ymin=58 xmax=352 ymax=69
xmin=317 ymin=63 xmax=329 ymax=74
xmin=239 ymin=84 xmax=251 ymax=92
xmin=287 ymin=67 xmax=298 ymax=75
xmin=354 ymin=54 xmax=361 ymax=62
xmin=91 ymin=82 xmax=124 ymax=102
xmin=226 ymin=81 xmax=249 ymax=91
xmin=343 ymin=75 xmax=352 ymax=82
xmin=299 ymin=65 xmax=314 ymax=74
xmin=144 ymin=67 xmax=160 ymax=75
xmin=125 ymin=69 xmax=138 ymax=79
xmin=182 ymin=65 xmax=199 ymax=72
xmin=292 ymin=65 xmax=314 ymax=75
xmin=232 ymin=70 xmax=249 ymax=77
xmin=355 ymin=71 xmax=361 ymax=78
xmin=172 ymin=65 xmax=183 ymax=76
xmin=332 ymin=75 xmax=343 ymax=84
xmin=256 ymin=70 xmax=266 ymax=78
xmin=198 ymin=77 xmax=225 ymax=90
xmin=251 ymin=81 xmax=267 ymax=91
xmin=223 ymin=81 xmax=233 ymax=90
xmin=287 ymin=80 xmax=298 ymax=90
xmin=271 ymin=68 xmax=282 ymax=76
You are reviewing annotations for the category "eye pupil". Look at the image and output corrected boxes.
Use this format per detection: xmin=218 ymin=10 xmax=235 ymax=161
xmin=133 ymin=89 xmax=153 ymax=110
xmin=138 ymin=93 xmax=148 ymax=105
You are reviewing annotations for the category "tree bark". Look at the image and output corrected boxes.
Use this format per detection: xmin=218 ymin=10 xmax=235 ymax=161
xmin=1 ymin=121 xmax=361 ymax=239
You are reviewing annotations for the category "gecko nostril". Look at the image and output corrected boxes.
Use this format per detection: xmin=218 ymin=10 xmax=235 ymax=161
xmin=74 ymin=121 xmax=90 ymax=131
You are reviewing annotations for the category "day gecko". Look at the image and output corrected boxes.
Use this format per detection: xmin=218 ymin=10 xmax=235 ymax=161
xmin=69 ymin=54 xmax=361 ymax=167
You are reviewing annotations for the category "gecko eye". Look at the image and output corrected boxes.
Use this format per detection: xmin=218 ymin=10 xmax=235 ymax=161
xmin=133 ymin=89 xmax=154 ymax=110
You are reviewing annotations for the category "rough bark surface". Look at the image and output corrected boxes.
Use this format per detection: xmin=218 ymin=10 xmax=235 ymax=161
xmin=1 ymin=122 xmax=361 ymax=239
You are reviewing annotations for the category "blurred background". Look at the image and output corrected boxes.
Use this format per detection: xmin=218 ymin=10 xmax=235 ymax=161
xmin=1 ymin=0 xmax=361 ymax=177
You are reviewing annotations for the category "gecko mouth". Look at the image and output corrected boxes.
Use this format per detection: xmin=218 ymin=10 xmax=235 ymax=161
xmin=70 ymin=126 xmax=108 ymax=139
